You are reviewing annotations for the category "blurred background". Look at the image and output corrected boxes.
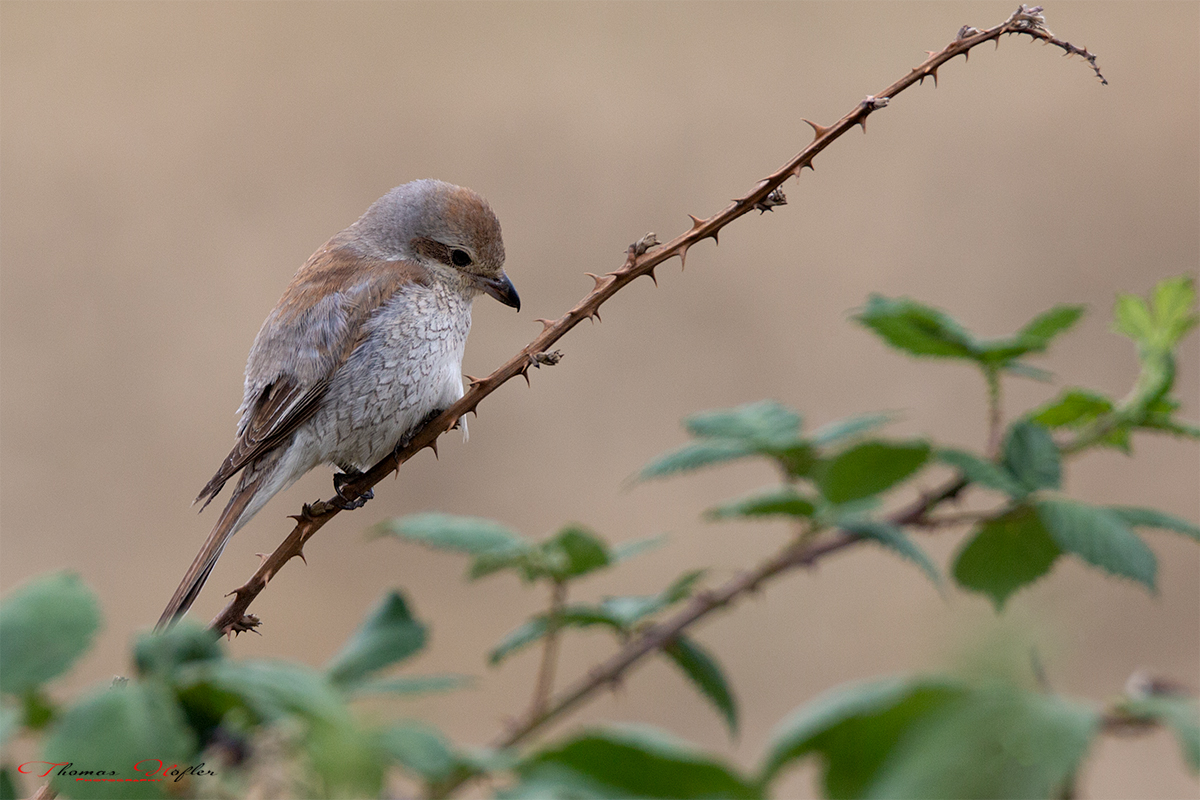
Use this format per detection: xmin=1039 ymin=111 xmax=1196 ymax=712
xmin=2 ymin=2 xmax=1197 ymax=796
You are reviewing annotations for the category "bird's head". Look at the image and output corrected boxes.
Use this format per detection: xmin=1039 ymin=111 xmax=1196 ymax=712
xmin=358 ymin=179 xmax=519 ymax=311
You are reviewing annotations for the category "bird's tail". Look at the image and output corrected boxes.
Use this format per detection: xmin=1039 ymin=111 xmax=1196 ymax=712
xmin=156 ymin=471 xmax=265 ymax=631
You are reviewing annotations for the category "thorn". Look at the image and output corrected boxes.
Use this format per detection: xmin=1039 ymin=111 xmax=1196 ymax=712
xmin=518 ymin=362 xmax=531 ymax=387
xmin=858 ymin=116 xmax=868 ymax=133
xmin=255 ymin=552 xmax=270 ymax=568
xmin=929 ymin=68 xmax=938 ymax=87
xmin=688 ymin=214 xmax=719 ymax=245
xmin=645 ymin=267 xmax=657 ymax=286
xmin=426 ymin=439 xmax=439 ymax=458
xmin=293 ymin=549 xmax=307 ymax=566
xmin=533 ymin=318 xmax=555 ymax=332
xmin=589 ymin=309 xmax=602 ymax=323
xmin=291 ymin=503 xmax=318 ymax=523
xmin=802 ymin=119 xmax=831 ymax=139
xmin=678 ymin=245 xmax=689 ymax=271
xmin=925 ymin=49 xmax=939 ymax=57
xmin=583 ymin=272 xmax=609 ymax=291
xmin=464 ymin=373 xmax=484 ymax=389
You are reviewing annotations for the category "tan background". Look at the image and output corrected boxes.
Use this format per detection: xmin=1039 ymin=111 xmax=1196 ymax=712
xmin=2 ymin=2 xmax=1197 ymax=797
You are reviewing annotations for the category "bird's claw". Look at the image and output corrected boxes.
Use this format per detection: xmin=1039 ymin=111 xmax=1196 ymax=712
xmin=332 ymin=472 xmax=373 ymax=510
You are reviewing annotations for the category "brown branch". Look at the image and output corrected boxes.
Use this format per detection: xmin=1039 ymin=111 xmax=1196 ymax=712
xmin=208 ymin=4 xmax=1104 ymax=636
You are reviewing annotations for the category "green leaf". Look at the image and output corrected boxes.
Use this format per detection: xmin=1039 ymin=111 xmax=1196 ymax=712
xmin=867 ymin=684 xmax=1099 ymax=799
xmin=470 ymin=526 xmax=616 ymax=584
xmin=610 ymin=534 xmax=666 ymax=563
xmin=1031 ymin=389 xmax=1114 ymax=428
xmin=376 ymin=514 xmax=541 ymax=583
xmin=974 ymin=305 xmax=1083 ymax=365
xmin=374 ymin=513 xmax=528 ymax=557
xmin=810 ymin=413 xmax=895 ymax=447
xmin=1119 ymin=695 xmax=1199 ymax=773
xmin=379 ymin=720 xmax=462 ymax=782
xmin=1109 ymin=506 xmax=1200 ymax=542
xmin=556 ymin=606 xmax=629 ymax=630
xmin=815 ymin=440 xmax=931 ymax=504
xmin=662 ymin=636 xmax=738 ymax=736
xmin=952 ymin=506 xmax=1061 ymax=610
xmin=487 ymin=578 xmax=709 ymax=666
xmin=512 ymin=726 xmax=757 ymax=799
xmin=349 ymin=674 xmax=471 ymax=697
xmin=133 ymin=621 xmax=223 ymax=681
xmin=758 ymin=676 xmax=963 ymax=793
xmin=1141 ymin=403 xmax=1200 ymax=439
xmin=855 ymin=295 xmax=978 ymax=359
xmin=0 ymin=572 xmax=101 ymax=696
xmin=1035 ymin=499 xmax=1157 ymax=591
xmin=598 ymin=570 xmax=706 ymax=630
xmin=639 ymin=402 xmax=812 ymax=482
xmin=1002 ymin=421 xmax=1061 ymax=492
xmin=489 ymin=618 xmax=550 ymax=666
xmin=838 ymin=519 xmax=941 ymax=587
xmin=21 ymin=688 xmax=56 ymax=730
xmin=1114 ymin=292 xmax=1157 ymax=343
xmin=542 ymin=525 xmax=611 ymax=580
xmin=683 ymin=401 xmax=802 ymax=449
xmin=935 ymin=448 xmax=1026 ymax=498
xmin=637 ymin=439 xmax=758 ymax=481
xmin=1153 ymin=276 xmax=1199 ymax=344
xmin=326 ymin=591 xmax=428 ymax=688
xmin=706 ymin=486 xmax=816 ymax=520
xmin=179 ymin=660 xmax=348 ymax=725
xmin=42 ymin=681 xmax=196 ymax=799
xmin=0 ymin=767 xmax=17 ymax=800
xmin=973 ymin=304 xmax=1084 ymax=365
xmin=1017 ymin=304 xmax=1086 ymax=348
xmin=1115 ymin=276 xmax=1199 ymax=351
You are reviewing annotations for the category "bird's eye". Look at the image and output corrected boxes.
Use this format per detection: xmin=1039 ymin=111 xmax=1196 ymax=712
xmin=450 ymin=249 xmax=472 ymax=267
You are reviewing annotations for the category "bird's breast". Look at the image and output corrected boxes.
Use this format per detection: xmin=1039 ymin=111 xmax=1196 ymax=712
xmin=309 ymin=284 xmax=473 ymax=470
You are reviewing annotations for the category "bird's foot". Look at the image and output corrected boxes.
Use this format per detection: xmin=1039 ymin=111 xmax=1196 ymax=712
xmin=331 ymin=470 xmax=373 ymax=511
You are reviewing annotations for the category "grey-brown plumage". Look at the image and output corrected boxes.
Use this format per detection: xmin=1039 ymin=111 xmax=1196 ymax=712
xmin=158 ymin=180 xmax=519 ymax=630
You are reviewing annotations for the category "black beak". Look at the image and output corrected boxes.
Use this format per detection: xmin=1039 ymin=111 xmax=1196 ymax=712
xmin=477 ymin=272 xmax=520 ymax=311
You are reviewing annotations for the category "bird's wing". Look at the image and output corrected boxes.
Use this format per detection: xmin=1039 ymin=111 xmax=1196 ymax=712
xmin=196 ymin=236 xmax=430 ymax=508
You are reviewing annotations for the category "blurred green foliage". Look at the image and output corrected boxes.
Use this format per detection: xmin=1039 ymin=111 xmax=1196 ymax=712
xmin=1 ymin=279 xmax=1196 ymax=799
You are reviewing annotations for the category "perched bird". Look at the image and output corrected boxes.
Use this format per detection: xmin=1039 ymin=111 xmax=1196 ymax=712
xmin=157 ymin=180 xmax=519 ymax=630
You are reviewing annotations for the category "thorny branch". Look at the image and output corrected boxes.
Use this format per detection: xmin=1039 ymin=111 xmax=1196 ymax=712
xmin=488 ymin=478 xmax=968 ymax=754
xmin=207 ymin=5 xmax=1105 ymax=641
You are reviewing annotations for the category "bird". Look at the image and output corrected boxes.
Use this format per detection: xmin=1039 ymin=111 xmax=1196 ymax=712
xmin=156 ymin=179 xmax=519 ymax=630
